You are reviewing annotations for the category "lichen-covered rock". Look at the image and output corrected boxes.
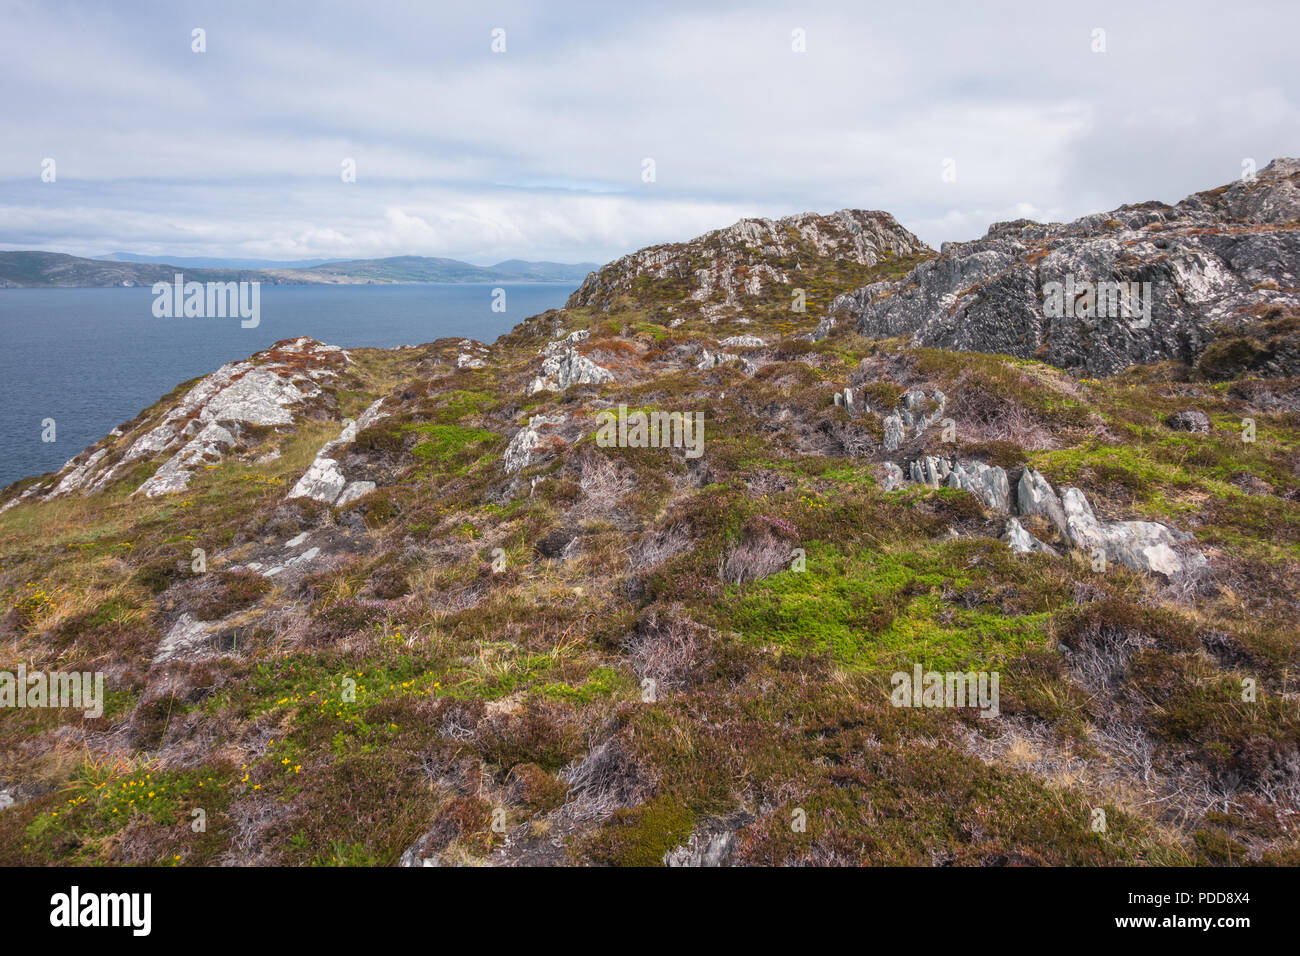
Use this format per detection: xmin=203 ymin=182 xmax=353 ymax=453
xmin=808 ymin=316 xmax=836 ymax=342
xmin=25 ymin=338 xmax=349 ymax=502
xmin=836 ymin=158 xmax=1300 ymax=376
xmin=1165 ymin=408 xmax=1211 ymax=433
xmin=909 ymin=455 xmax=951 ymax=487
xmin=696 ymin=349 xmax=756 ymax=375
xmin=883 ymin=413 xmax=905 ymax=452
xmin=504 ymin=415 xmax=565 ymax=473
xmin=528 ymin=337 xmax=614 ymax=393
xmin=945 ymin=459 xmax=1011 ymax=512
xmin=718 ymin=335 xmax=766 ymax=348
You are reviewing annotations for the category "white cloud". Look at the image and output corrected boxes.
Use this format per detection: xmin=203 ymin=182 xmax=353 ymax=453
xmin=0 ymin=0 xmax=1296 ymax=261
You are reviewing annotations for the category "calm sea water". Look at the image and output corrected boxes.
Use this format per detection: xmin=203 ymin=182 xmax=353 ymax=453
xmin=0 ymin=283 xmax=576 ymax=488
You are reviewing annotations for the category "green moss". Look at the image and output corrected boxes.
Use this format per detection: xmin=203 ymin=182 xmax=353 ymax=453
xmin=714 ymin=542 xmax=1052 ymax=671
xmin=578 ymin=794 xmax=694 ymax=866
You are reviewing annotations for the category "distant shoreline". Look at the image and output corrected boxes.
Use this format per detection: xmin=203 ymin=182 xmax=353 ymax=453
xmin=0 ymin=279 xmax=583 ymax=290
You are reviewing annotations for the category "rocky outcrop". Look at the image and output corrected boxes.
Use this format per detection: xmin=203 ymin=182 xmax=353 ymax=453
xmin=696 ymin=349 xmax=756 ymax=375
xmin=908 ymin=456 xmax=1010 ymax=512
xmin=1002 ymin=517 xmax=1058 ymax=556
xmin=1017 ymin=467 xmax=1068 ymax=538
xmin=286 ymin=398 xmax=388 ymax=505
xmin=503 ymin=415 xmax=565 ymax=473
xmin=1060 ymin=487 xmax=1205 ymax=579
xmin=528 ymin=331 xmax=614 ymax=393
xmin=835 ymin=158 xmax=1300 ymax=376
xmin=8 ymin=338 xmax=349 ymax=506
xmin=883 ymin=413 xmax=905 ymax=452
xmin=894 ymin=457 xmax=1204 ymax=579
xmin=569 ymin=209 xmax=931 ymax=313
xmin=807 ymin=316 xmax=836 ymax=342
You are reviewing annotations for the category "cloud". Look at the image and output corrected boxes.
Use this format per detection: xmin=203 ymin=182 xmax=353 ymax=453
xmin=0 ymin=0 xmax=1296 ymax=261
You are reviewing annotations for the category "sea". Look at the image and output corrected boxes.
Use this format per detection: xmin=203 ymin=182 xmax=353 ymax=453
xmin=0 ymin=282 xmax=577 ymax=488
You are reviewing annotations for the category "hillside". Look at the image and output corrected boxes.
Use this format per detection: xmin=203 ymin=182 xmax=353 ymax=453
xmin=1 ymin=165 xmax=1298 ymax=867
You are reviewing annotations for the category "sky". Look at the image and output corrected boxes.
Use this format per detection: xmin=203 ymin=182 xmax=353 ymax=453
xmin=0 ymin=0 xmax=1296 ymax=265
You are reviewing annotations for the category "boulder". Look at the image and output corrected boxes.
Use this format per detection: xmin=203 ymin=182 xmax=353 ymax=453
xmin=1165 ymin=408 xmax=1211 ymax=433
xmin=1060 ymin=487 xmax=1205 ymax=579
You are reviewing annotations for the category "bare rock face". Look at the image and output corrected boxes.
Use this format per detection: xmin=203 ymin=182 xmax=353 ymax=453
xmin=883 ymin=413 xmax=906 ymax=452
xmin=696 ymin=349 xmax=756 ymax=376
xmin=286 ymin=398 xmax=389 ymax=505
xmin=808 ymin=315 xmax=837 ymax=342
xmin=1002 ymin=517 xmax=1058 ymax=556
xmin=568 ymin=209 xmax=931 ymax=313
xmin=528 ymin=331 xmax=614 ymax=393
xmin=945 ymin=459 xmax=1012 ymax=512
xmin=456 ymin=340 xmax=490 ymax=369
xmin=503 ymin=415 xmax=566 ymax=473
xmin=836 ymin=158 xmax=1300 ymax=376
xmin=891 ymin=457 xmax=1205 ymax=579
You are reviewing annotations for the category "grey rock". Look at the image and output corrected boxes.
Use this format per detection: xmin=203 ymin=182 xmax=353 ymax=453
xmin=1017 ymin=467 xmax=1068 ymax=537
xmin=808 ymin=315 xmax=837 ymax=341
xmin=663 ymin=830 xmax=737 ymax=867
xmin=529 ymin=338 xmax=614 ymax=393
xmin=503 ymin=415 xmax=564 ymax=474
xmin=944 ymin=459 xmax=1012 ymax=512
xmin=154 ymin=613 xmax=212 ymax=665
xmin=286 ymin=398 xmax=388 ymax=505
xmin=336 ymin=481 xmax=376 ymax=506
xmin=836 ymin=158 xmax=1300 ymax=376
xmin=909 ymin=455 xmax=952 ymax=487
xmin=1060 ymin=487 xmax=1206 ymax=579
xmin=883 ymin=413 xmax=905 ymax=452
xmin=1002 ymin=517 xmax=1058 ymax=556
xmin=696 ymin=349 xmax=756 ymax=375
xmin=878 ymin=461 xmax=906 ymax=492
xmin=1165 ymin=408 xmax=1211 ymax=433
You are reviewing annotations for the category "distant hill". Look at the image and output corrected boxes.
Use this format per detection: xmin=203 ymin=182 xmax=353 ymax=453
xmin=0 ymin=252 xmax=274 ymax=289
xmin=0 ymin=251 xmax=600 ymax=288
xmin=97 ymin=252 xmax=336 ymax=269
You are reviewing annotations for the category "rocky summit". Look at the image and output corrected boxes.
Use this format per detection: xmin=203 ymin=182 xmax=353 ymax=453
xmin=834 ymin=158 xmax=1300 ymax=377
xmin=2 ymin=163 xmax=1299 ymax=868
